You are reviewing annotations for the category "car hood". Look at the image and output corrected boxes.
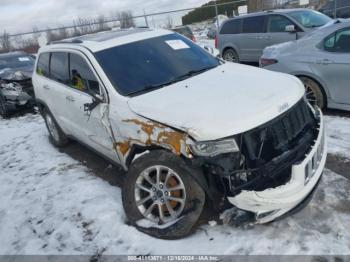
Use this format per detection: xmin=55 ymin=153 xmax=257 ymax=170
xmin=0 ymin=67 xmax=33 ymax=81
xmin=127 ymin=63 xmax=305 ymax=141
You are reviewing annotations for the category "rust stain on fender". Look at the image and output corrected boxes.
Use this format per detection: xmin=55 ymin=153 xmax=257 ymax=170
xmin=156 ymin=131 xmax=186 ymax=155
xmin=115 ymin=140 xmax=131 ymax=156
xmin=117 ymin=119 xmax=188 ymax=157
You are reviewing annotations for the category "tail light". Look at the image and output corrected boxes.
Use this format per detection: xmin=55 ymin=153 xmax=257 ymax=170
xmin=259 ymin=58 xmax=278 ymax=67
xmin=215 ymin=35 xmax=218 ymax=49
xmin=191 ymin=35 xmax=196 ymax=42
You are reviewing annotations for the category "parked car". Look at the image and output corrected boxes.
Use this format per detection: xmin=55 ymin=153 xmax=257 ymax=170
xmin=217 ymin=9 xmax=332 ymax=63
xmin=260 ymin=19 xmax=350 ymax=111
xmin=33 ymin=28 xmax=326 ymax=239
xmin=319 ymin=0 xmax=350 ymax=19
xmin=171 ymin=25 xmax=196 ymax=42
xmin=0 ymin=51 xmax=35 ymax=117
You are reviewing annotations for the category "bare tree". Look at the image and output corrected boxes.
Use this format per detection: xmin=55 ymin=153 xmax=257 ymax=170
xmin=165 ymin=16 xmax=173 ymax=29
xmin=97 ymin=15 xmax=109 ymax=32
xmin=118 ymin=11 xmax=135 ymax=29
xmin=0 ymin=30 xmax=11 ymax=53
xmin=57 ymin=27 xmax=68 ymax=40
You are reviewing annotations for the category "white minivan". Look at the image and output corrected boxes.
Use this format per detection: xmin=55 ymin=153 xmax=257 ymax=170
xmin=33 ymin=28 xmax=327 ymax=239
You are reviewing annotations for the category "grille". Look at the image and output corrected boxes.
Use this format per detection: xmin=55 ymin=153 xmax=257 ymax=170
xmin=241 ymin=98 xmax=317 ymax=169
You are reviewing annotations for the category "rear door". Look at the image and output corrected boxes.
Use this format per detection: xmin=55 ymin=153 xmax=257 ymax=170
xmin=313 ymin=27 xmax=350 ymax=104
xmin=47 ymin=52 xmax=73 ymax=134
xmin=265 ymin=14 xmax=301 ymax=45
xmin=240 ymin=15 xmax=267 ymax=62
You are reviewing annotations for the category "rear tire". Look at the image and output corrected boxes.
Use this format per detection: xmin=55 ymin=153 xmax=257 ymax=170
xmin=122 ymin=150 xmax=205 ymax=239
xmin=299 ymin=77 xmax=326 ymax=109
xmin=223 ymin=48 xmax=239 ymax=63
xmin=0 ymin=95 xmax=9 ymax=118
xmin=42 ymin=107 xmax=69 ymax=147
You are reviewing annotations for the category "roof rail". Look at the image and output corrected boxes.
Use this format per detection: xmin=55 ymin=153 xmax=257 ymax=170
xmin=49 ymin=39 xmax=83 ymax=45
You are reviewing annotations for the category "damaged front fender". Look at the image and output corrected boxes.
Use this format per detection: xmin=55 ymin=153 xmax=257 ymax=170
xmin=113 ymin=117 xmax=193 ymax=168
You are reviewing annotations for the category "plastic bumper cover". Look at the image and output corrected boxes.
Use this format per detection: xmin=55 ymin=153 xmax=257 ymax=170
xmin=227 ymin=108 xmax=327 ymax=223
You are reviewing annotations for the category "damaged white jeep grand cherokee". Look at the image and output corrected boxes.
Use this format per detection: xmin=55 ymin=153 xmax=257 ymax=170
xmin=33 ymin=28 xmax=327 ymax=239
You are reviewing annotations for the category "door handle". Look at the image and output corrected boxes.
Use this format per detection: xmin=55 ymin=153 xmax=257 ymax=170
xmin=316 ymin=59 xmax=333 ymax=65
xmin=43 ymin=85 xmax=50 ymax=90
xmin=66 ymin=96 xmax=75 ymax=102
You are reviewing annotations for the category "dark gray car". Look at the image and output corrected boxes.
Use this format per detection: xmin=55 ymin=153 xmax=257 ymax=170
xmin=260 ymin=19 xmax=350 ymax=111
xmin=0 ymin=51 xmax=35 ymax=117
xmin=217 ymin=9 xmax=332 ymax=63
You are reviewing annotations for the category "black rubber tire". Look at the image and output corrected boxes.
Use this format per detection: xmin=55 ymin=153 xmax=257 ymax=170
xmin=0 ymin=94 xmax=10 ymax=118
xmin=122 ymin=150 xmax=206 ymax=239
xmin=42 ymin=107 xmax=69 ymax=147
xmin=223 ymin=48 xmax=239 ymax=63
xmin=299 ymin=76 xmax=326 ymax=109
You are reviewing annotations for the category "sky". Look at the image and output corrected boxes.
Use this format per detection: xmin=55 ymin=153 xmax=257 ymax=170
xmin=0 ymin=0 xmax=210 ymax=35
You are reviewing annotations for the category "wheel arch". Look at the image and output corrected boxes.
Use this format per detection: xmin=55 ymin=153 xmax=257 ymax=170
xmin=125 ymin=145 xmax=219 ymax=206
xmin=222 ymin=45 xmax=239 ymax=58
xmin=294 ymin=74 xmax=329 ymax=107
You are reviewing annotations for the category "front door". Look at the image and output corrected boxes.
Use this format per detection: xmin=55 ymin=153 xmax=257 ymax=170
xmin=265 ymin=15 xmax=301 ymax=46
xmin=50 ymin=51 xmax=118 ymax=162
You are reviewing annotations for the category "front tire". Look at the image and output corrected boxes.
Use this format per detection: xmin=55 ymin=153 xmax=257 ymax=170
xmin=0 ymin=95 xmax=9 ymax=118
xmin=299 ymin=77 xmax=326 ymax=109
xmin=122 ymin=150 xmax=205 ymax=239
xmin=42 ymin=107 xmax=69 ymax=147
xmin=223 ymin=48 xmax=239 ymax=63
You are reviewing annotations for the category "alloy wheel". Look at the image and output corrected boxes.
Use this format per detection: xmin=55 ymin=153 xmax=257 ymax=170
xmin=134 ymin=165 xmax=186 ymax=224
xmin=223 ymin=50 xmax=238 ymax=63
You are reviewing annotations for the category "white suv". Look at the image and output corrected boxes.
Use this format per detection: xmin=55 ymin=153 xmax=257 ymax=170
xmin=33 ymin=28 xmax=327 ymax=239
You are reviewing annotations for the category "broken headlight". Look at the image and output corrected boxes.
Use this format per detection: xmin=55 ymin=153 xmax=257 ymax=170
xmin=190 ymin=138 xmax=239 ymax=157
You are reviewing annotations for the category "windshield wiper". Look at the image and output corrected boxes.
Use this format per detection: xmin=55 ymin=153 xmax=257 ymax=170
xmin=128 ymin=65 xmax=218 ymax=96
xmin=177 ymin=65 xmax=218 ymax=80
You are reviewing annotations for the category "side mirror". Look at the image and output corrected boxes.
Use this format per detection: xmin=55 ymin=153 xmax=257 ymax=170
xmin=84 ymin=89 xmax=104 ymax=112
xmin=285 ymin=25 xmax=296 ymax=33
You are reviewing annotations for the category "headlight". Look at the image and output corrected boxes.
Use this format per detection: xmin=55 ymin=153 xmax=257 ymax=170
xmin=190 ymin=138 xmax=239 ymax=157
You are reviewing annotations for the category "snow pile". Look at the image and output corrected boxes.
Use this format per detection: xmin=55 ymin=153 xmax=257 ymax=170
xmin=0 ymin=114 xmax=349 ymax=255
xmin=325 ymin=115 xmax=350 ymax=159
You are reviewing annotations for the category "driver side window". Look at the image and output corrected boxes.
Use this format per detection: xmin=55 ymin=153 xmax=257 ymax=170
xmin=267 ymin=15 xmax=300 ymax=33
xmin=324 ymin=27 xmax=350 ymax=53
xmin=69 ymin=53 xmax=100 ymax=94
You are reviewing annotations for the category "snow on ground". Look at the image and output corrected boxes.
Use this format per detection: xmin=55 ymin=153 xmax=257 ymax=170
xmin=325 ymin=115 xmax=350 ymax=160
xmin=0 ymin=113 xmax=350 ymax=255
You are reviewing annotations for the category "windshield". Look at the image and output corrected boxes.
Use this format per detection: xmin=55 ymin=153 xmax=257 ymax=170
xmin=95 ymin=33 xmax=220 ymax=96
xmin=288 ymin=10 xmax=332 ymax=28
xmin=0 ymin=55 xmax=35 ymax=71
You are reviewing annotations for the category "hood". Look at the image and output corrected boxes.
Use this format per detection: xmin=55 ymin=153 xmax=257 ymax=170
xmin=128 ymin=63 xmax=305 ymax=141
xmin=0 ymin=67 xmax=33 ymax=81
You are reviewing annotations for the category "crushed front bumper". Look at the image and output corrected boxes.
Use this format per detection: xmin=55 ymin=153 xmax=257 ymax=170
xmin=227 ymin=108 xmax=327 ymax=223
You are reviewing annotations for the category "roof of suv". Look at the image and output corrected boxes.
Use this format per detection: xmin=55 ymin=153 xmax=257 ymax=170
xmin=229 ymin=8 xmax=311 ymax=18
xmin=43 ymin=28 xmax=173 ymax=53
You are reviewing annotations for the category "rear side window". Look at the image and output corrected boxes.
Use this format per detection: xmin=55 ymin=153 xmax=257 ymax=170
xmin=69 ymin=53 xmax=100 ymax=94
xmin=324 ymin=27 xmax=350 ymax=53
xmin=36 ymin=53 xmax=50 ymax=77
xmin=220 ymin=19 xmax=242 ymax=34
xmin=242 ymin=16 xmax=265 ymax=33
xmin=50 ymin=52 xmax=69 ymax=84
xmin=267 ymin=15 xmax=295 ymax=32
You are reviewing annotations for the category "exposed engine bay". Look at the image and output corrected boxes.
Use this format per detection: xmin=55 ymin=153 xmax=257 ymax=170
xmin=0 ymin=70 xmax=35 ymax=116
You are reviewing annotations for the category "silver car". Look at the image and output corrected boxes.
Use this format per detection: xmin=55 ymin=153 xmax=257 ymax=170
xmin=260 ymin=19 xmax=350 ymax=111
xmin=217 ymin=9 xmax=332 ymax=63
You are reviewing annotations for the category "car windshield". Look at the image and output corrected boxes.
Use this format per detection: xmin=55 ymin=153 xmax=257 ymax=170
xmin=95 ymin=33 xmax=220 ymax=96
xmin=0 ymin=55 xmax=34 ymax=71
xmin=289 ymin=10 xmax=332 ymax=28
